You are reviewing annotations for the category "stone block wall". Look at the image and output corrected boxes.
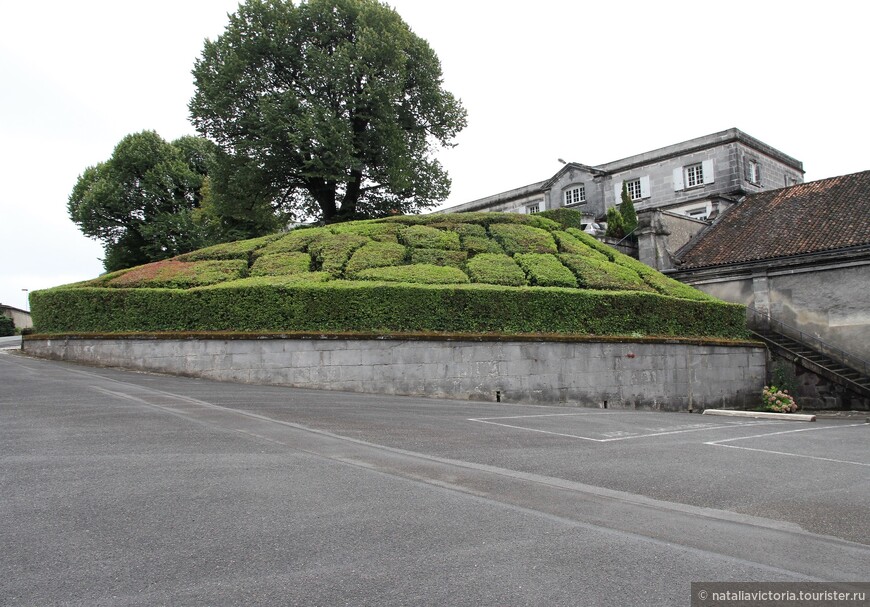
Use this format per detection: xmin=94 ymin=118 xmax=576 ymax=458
xmin=24 ymin=336 xmax=766 ymax=411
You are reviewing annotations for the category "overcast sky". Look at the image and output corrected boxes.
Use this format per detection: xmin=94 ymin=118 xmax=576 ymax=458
xmin=2 ymin=0 xmax=868 ymax=312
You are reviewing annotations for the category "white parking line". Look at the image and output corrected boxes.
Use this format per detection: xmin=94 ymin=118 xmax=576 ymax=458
xmin=704 ymin=422 xmax=869 ymax=467
xmin=468 ymin=414 xmax=774 ymax=443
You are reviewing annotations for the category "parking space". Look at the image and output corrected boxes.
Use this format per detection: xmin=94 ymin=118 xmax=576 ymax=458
xmin=705 ymin=422 xmax=870 ymax=467
xmin=468 ymin=409 xmax=869 ymax=469
xmin=468 ymin=410 xmax=776 ymax=442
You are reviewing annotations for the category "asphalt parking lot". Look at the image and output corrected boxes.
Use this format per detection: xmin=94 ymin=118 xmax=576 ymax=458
xmin=2 ymin=351 xmax=868 ymax=606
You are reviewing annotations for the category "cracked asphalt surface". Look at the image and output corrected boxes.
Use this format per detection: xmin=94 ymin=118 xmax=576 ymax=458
xmin=2 ymin=351 xmax=868 ymax=606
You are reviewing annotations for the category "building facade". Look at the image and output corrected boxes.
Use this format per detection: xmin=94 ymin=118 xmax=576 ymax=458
xmin=667 ymin=170 xmax=870 ymax=364
xmin=441 ymin=128 xmax=804 ymax=224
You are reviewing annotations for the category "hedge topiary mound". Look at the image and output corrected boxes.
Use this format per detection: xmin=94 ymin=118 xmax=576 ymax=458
xmin=31 ymin=212 xmax=748 ymax=338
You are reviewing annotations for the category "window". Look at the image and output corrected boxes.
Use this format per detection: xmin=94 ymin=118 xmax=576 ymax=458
xmin=746 ymin=159 xmax=761 ymax=185
xmin=673 ymin=160 xmax=714 ymax=191
xmin=564 ymin=185 xmax=586 ymax=206
xmin=685 ymin=163 xmax=704 ymax=188
xmin=686 ymin=207 xmax=708 ymax=221
xmin=526 ymin=203 xmax=540 ymax=214
xmin=625 ymin=178 xmax=643 ymax=201
xmin=616 ymin=177 xmax=649 ymax=202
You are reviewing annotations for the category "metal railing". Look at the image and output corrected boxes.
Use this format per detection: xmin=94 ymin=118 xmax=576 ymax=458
xmin=746 ymin=306 xmax=870 ymax=378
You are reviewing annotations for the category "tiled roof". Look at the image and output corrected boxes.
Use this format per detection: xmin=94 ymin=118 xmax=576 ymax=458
xmin=676 ymin=170 xmax=870 ymax=269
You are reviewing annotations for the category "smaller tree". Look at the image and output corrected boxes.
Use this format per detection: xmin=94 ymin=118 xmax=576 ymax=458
xmin=68 ymin=131 xmax=222 ymax=272
xmin=605 ymin=207 xmax=625 ymax=238
xmin=0 ymin=316 xmax=14 ymax=337
xmin=619 ymin=182 xmax=638 ymax=234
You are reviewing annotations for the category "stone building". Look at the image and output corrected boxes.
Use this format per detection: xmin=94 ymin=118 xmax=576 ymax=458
xmin=668 ymin=170 xmax=870 ymax=362
xmin=1 ymin=304 xmax=32 ymax=329
xmin=441 ymin=128 xmax=804 ymax=225
xmin=664 ymin=171 xmax=870 ymax=408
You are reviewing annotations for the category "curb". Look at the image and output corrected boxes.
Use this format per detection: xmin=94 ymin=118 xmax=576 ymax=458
xmin=703 ymin=409 xmax=816 ymax=422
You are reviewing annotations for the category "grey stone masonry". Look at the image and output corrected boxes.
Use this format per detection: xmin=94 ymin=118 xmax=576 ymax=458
xmin=440 ymin=128 xmax=803 ymax=223
xmin=24 ymin=336 xmax=767 ymax=411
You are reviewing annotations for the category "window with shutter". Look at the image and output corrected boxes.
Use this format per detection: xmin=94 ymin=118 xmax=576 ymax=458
xmin=625 ymin=178 xmax=643 ymax=201
xmin=745 ymin=159 xmax=761 ymax=185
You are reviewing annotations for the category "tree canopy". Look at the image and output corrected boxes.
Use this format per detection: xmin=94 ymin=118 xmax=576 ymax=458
xmin=68 ymin=131 xmax=220 ymax=272
xmin=189 ymin=0 xmax=467 ymax=224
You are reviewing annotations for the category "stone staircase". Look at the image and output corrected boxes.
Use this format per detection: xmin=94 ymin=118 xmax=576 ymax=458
xmin=752 ymin=328 xmax=870 ymax=401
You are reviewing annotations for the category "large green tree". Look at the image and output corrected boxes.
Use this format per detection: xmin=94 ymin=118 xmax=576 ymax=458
xmin=189 ymin=0 xmax=467 ymax=224
xmin=68 ymin=131 xmax=220 ymax=272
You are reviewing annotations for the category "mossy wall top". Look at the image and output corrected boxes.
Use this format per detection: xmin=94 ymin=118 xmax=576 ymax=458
xmin=31 ymin=212 xmax=748 ymax=338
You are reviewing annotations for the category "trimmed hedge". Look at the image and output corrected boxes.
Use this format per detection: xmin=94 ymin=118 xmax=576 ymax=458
xmin=176 ymin=234 xmax=282 ymax=262
xmin=330 ymin=220 xmax=402 ymax=243
xmin=355 ymin=264 xmax=470 ymax=284
xmin=399 ymin=225 xmax=461 ymax=250
xmin=104 ymin=259 xmax=248 ymax=289
xmin=257 ymin=227 xmax=330 ymax=256
xmin=560 ymin=254 xmax=655 ymax=292
xmin=250 ymin=252 xmax=311 ymax=277
xmin=460 ymin=235 xmax=504 ymax=255
xmin=382 ymin=212 xmax=559 ymax=231
xmin=565 ymin=228 xmax=617 ymax=261
xmin=30 ymin=282 xmax=748 ymax=338
xmin=345 ymin=241 xmax=408 ymax=276
xmin=465 ymin=253 xmax=527 ymax=286
xmin=31 ymin=211 xmax=738 ymax=338
xmin=537 ymin=208 xmax=586 ymax=230
xmin=490 ymin=224 xmax=558 ymax=255
xmin=409 ymin=248 xmax=467 ymax=267
xmin=553 ymin=231 xmax=609 ymax=261
xmin=309 ymin=233 xmax=369 ymax=276
xmin=607 ymin=253 xmax=716 ymax=301
xmin=515 ymin=254 xmax=577 ymax=288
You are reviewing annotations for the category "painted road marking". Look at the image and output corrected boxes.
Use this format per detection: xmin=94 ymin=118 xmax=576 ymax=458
xmin=705 ymin=423 xmax=870 ymax=467
xmin=468 ymin=413 xmax=773 ymax=443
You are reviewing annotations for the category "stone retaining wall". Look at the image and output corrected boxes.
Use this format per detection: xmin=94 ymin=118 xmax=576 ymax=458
xmin=23 ymin=336 xmax=766 ymax=411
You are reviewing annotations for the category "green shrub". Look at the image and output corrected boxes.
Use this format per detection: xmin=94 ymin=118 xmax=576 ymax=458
xmin=409 ymin=248 xmax=467 ymax=267
xmin=460 ymin=235 xmax=504 ymax=255
xmin=345 ymin=241 xmax=408 ymax=276
xmin=612 ymin=254 xmax=715 ymax=301
xmin=382 ymin=212 xmax=558 ymax=232
xmin=29 ymin=211 xmax=745 ymax=340
xmin=515 ymin=254 xmax=577 ymax=288
xmin=605 ymin=207 xmax=626 ymax=238
xmin=559 ymin=255 xmax=654 ymax=292
xmin=619 ymin=182 xmax=638 ymax=234
xmin=489 ymin=223 xmax=557 ymax=255
xmin=257 ymin=226 xmax=330 ymax=256
xmin=355 ymin=264 xmax=470 ymax=284
xmin=565 ymin=228 xmax=617 ymax=261
xmin=553 ymin=231 xmax=609 ymax=261
xmin=330 ymin=221 xmax=402 ymax=243
xmin=464 ymin=254 xmax=527 ymax=286
xmin=29 ymin=282 xmax=748 ymax=339
xmin=399 ymin=225 xmax=461 ymax=250
xmin=309 ymin=233 xmax=369 ymax=276
xmin=176 ymin=234 xmax=282 ymax=262
xmin=450 ymin=223 xmax=487 ymax=238
xmin=204 ymin=272 xmax=333 ymax=289
xmin=250 ymin=252 xmax=312 ymax=277
xmin=0 ymin=316 xmax=14 ymax=337
xmin=105 ymin=259 xmax=248 ymax=288
xmin=537 ymin=208 xmax=586 ymax=230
